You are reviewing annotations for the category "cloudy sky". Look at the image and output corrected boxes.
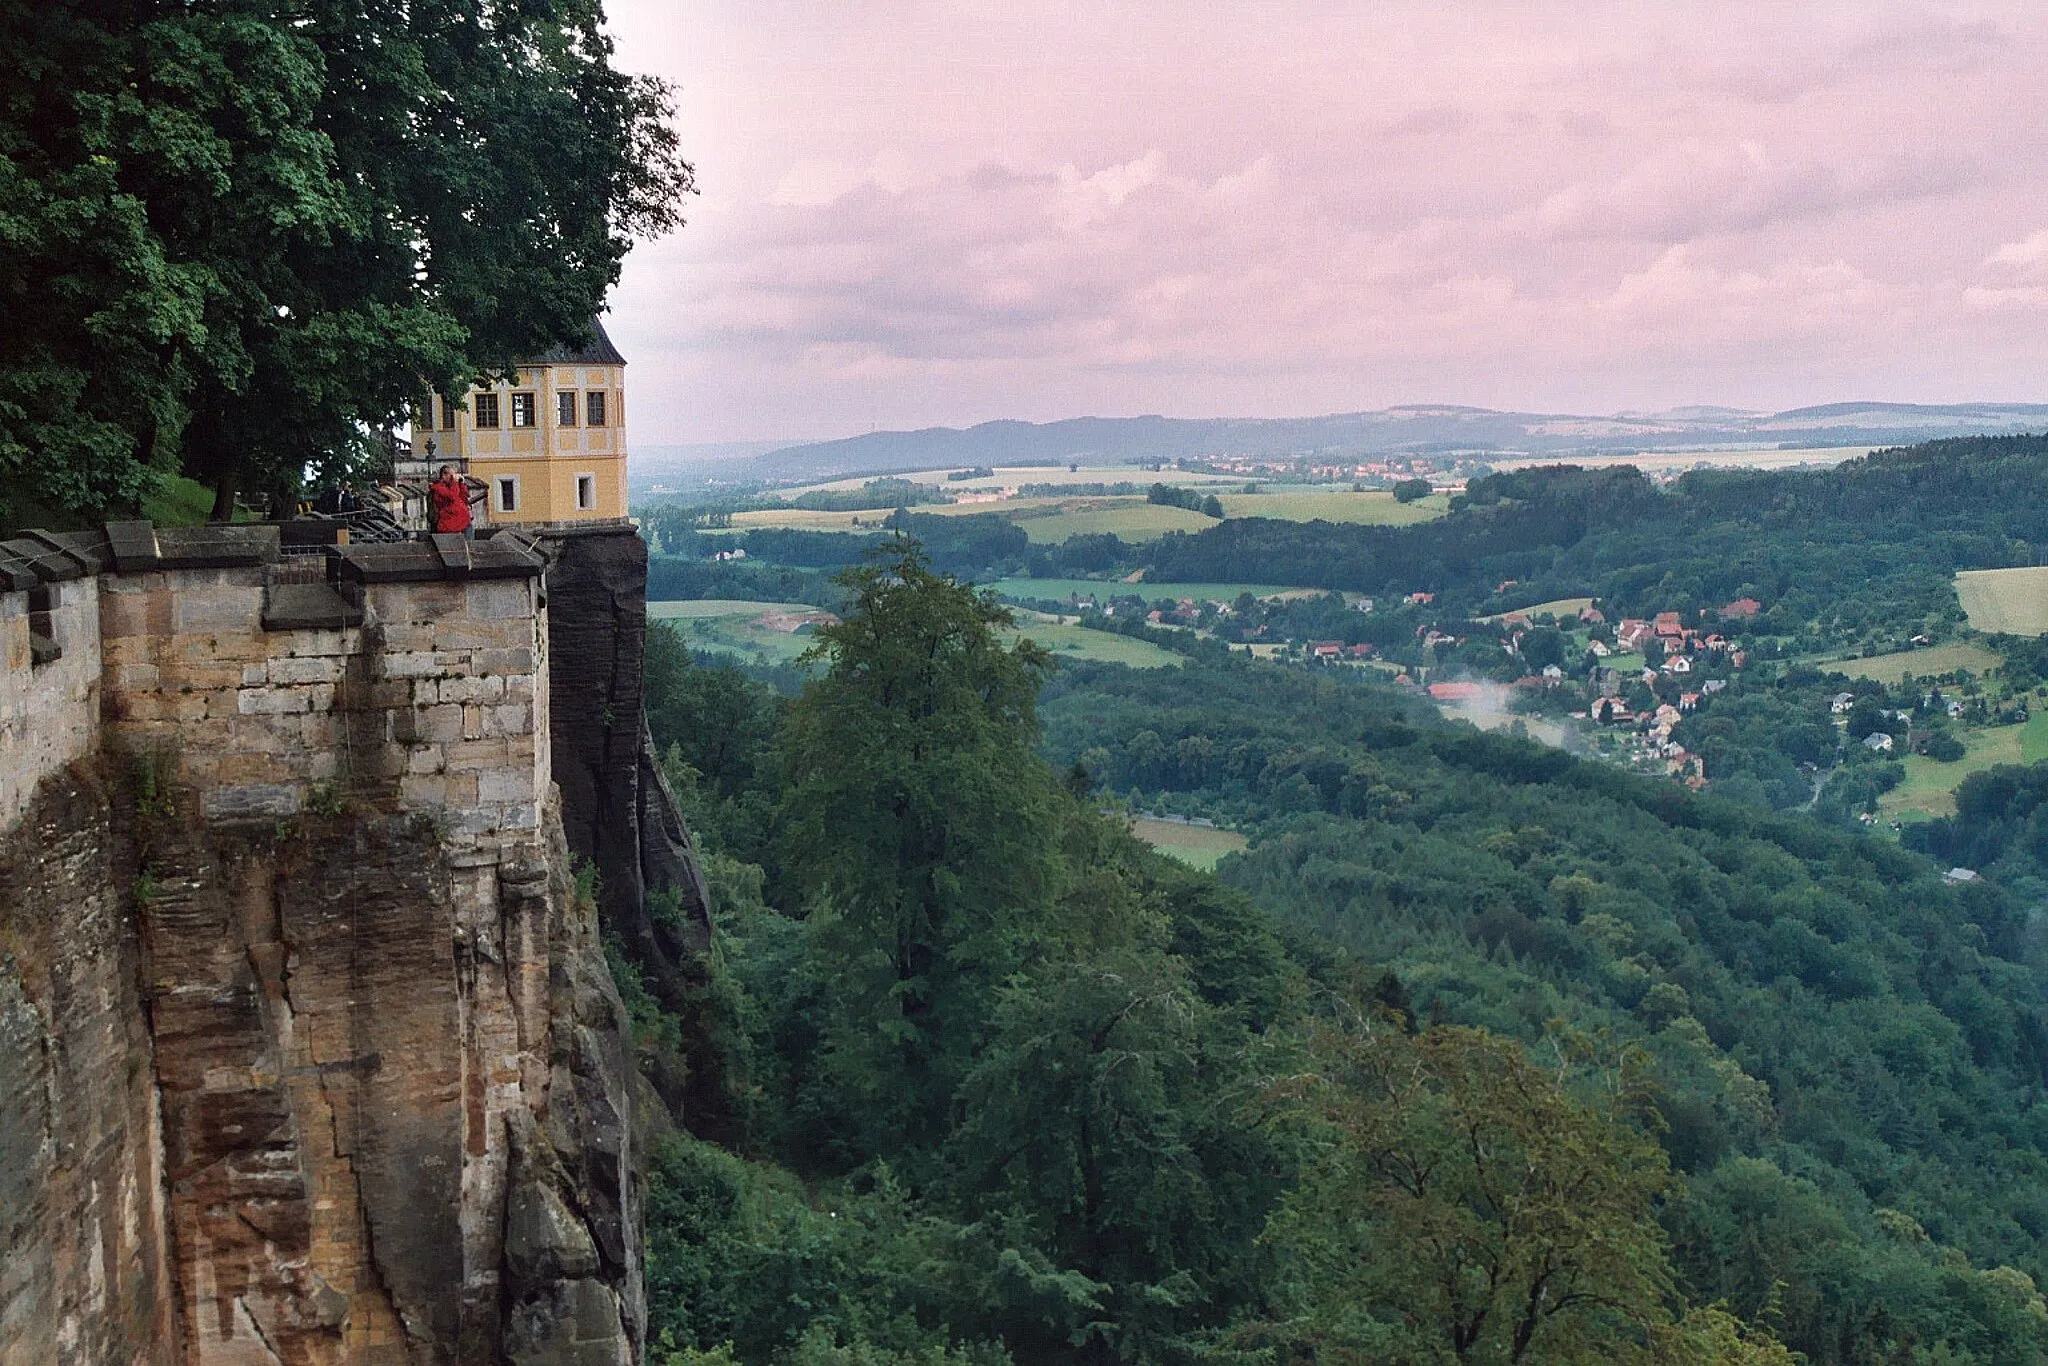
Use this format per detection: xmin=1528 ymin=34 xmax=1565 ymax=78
xmin=601 ymin=2 xmax=2048 ymax=445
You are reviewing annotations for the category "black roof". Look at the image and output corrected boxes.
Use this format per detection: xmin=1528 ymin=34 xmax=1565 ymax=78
xmin=525 ymin=315 xmax=626 ymax=367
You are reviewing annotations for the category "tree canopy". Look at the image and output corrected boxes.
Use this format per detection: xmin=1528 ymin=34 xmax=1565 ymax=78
xmin=0 ymin=0 xmax=692 ymax=522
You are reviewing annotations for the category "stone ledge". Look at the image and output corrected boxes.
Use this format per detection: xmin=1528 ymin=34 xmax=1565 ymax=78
xmin=262 ymin=583 xmax=364 ymax=632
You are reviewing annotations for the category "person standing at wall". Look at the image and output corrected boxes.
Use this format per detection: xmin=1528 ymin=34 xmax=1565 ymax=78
xmin=429 ymin=466 xmax=472 ymax=537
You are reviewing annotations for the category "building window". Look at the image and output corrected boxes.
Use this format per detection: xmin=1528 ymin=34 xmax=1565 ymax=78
xmin=510 ymin=392 xmax=536 ymax=428
xmin=474 ymin=393 xmax=500 ymax=428
xmin=557 ymin=391 xmax=577 ymax=426
xmin=496 ymin=476 xmax=519 ymax=513
xmin=439 ymin=395 xmax=458 ymax=429
xmin=27 ymin=584 xmax=60 ymax=667
xmin=576 ymin=473 xmax=596 ymax=510
xmin=585 ymin=391 xmax=607 ymax=427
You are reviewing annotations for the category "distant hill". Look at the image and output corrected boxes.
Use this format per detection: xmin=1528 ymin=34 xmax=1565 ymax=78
xmin=705 ymin=402 xmax=2048 ymax=486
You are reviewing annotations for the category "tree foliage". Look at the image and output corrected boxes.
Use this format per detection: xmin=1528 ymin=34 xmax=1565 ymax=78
xmin=0 ymin=0 xmax=693 ymax=520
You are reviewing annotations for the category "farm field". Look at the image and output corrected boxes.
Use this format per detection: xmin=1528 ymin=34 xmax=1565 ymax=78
xmin=1129 ymin=817 xmax=1248 ymax=871
xmin=1486 ymin=597 xmax=1595 ymax=622
xmin=1956 ymin=567 xmax=2048 ymax=636
xmin=1217 ymin=490 xmax=1449 ymax=524
xmin=779 ymin=464 xmax=1242 ymax=498
xmin=1007 ymin=621 xmax=1182 ymax=669
xmin=985 ymin=577 xmax=1311 ymax=604
xmin=1489 ymin=446 xmax=1870 ymax=475
xmin=1879 ymin=717 xmax=2048 ymax=822
xmin=1009 ymin=499 xmax=1215 ymax=543
xmin=648 ymin=599 xmax=835 ymax=665
xmin=1819 ymin=640 xmax=2002 ymax=684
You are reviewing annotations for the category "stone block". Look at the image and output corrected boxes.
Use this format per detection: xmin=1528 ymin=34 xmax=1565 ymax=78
xmin=407 ymin=746 xmax=446 ymax=775
xmin=268 ymin=656 xmax=343 ymax=686
xmin=478 ymin=769 xmax=535 ymax=806
xmin=99 ymin=587 xmax=173 ymax=639
xmin=237 ymin=688 xmax=310 ymax=716
xmin=115 ymin=664 xmax=161 ymax=691
xmin=482 ymin=703 xmax=530 ymax=738
xmin=399 ymin=774 xmax=448 ymax=807
xmin=200 ymin=782 xmax=301 ymax=820
xmin=380 ymin=651 xmax=446 ymax=680
xmin=437 ymin=675 xmax=505 ymax=706
xmin=477 ymin=647 xmax=537 ymax=676
xmin=466 ymin=580 xmax=532 ymax=623
xmin=172 ymin=584 xmax=262 ymax=634
xmin=241 ymin=663 xmax=269 ymax=686
xmin=444 ymin=738 xmax=510 ymax=770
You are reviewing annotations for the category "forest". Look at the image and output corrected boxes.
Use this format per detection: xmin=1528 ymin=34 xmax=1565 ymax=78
xmin=625 ymin=542 xmax=2048 ymax=1366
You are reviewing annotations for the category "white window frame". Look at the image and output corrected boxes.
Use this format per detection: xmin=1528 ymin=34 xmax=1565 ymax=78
xmin=495 ymin=475 xmax=520 ymax=513
xmin=575 ymin=472 xmax=596 ymax=510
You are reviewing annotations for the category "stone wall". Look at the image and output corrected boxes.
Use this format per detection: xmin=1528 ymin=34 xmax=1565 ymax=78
xmin=0 ymin=523 xmax=650 ymax=1366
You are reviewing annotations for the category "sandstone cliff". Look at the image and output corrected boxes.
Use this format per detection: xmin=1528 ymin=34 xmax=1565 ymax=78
xmin=0 ymin=523 xmax=682 ymax=1365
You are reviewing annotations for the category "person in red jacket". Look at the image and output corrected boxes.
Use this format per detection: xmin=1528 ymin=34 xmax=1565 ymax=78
xmin=429 ymin=465 xmax=472 ymax=536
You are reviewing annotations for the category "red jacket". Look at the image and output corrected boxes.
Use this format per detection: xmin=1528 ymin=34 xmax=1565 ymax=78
xmin=429 ymin=477 xmax=471 ymax=533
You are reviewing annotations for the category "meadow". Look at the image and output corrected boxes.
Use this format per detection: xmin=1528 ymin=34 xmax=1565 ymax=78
xmin=1879 ymin=712 xmax=2048 ymax=822
xmin=1127 ymin=816 xmax=1249 ymax=870
xmin=1820 ymin=640 xmax=2003 ymax=684
xmin=1007 ymin=620 xmax=1183 ymax=669
xmin=1485 ymin=596 xmax=1595 ymax=622
xmin=984 ymin=576 xmax=1313 ymax=604
xmin=1007 ymin=499 xmax=1215 ymax=543
xmin=1217 ymin=489 xmax=1449 ymax=524
xmin=1955 ymin=567 xmax=2048 ymax=636
xmin=647 ymin=599 xmax=834 ymax=664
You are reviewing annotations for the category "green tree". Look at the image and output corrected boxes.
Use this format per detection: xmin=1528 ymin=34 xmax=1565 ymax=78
xmin=776 ymin=543 xmax=1063 ymax=1148
xmin=0 ymin=0 xmax=693 ymax=521
xmin=1258 ymin=1018 xmax=1778 ymax=1364
xmin=1393 ymin=477 xmax=1433 ymax=503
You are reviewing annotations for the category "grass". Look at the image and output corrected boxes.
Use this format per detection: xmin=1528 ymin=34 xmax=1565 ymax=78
xmin=647 ymin=599 xmax=834 ymax=665
xmin=1217 ymin=490 xmax=1449 ymax=525
xmin=1008 ymin=499 xmax=1216 ymax=544
xmin=1008 ymin=621 xmax=1182 ymax=669
xmin=648 ymin=599 xmax=821 ymax=619
xmin=779 ymin=465 xmax=1244 ymax=497
xmin=1486 ymin=597 xmax=1596 ymax=623
xmin=984 ymin=577 xmax=1311 ymax=605
xmin=1956 ymin=568 xmax=2048 ymax=636
xmin=1880 ymin=723 xmax=2031 ymax=822
xmin=1129 ymin=817 xmax=1248 ymax=871
xmin=1819 ymin=641 xmax=2002 ymax=684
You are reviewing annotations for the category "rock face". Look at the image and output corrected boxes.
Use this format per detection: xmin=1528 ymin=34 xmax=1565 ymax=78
xmin=0 ymin=767 xmax=176 ymax=1366
xmin=539 ymin=527 xmax=718 ymax=1123
xmin=0 ymin=524 xmax=666 ymax=1364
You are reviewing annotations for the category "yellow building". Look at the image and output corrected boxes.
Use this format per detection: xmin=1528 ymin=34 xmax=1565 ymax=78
xmin=411 ymin=318 xmax=630 ymax=525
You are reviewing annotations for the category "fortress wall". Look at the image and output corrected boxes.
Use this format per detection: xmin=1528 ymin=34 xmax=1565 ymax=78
xmin=0 ymin=524 xmax=643 ymax=1366
xmin=0 ymin=576 xmax=103 ymax=828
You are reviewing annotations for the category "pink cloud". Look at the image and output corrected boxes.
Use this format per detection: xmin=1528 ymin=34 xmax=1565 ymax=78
xmin=602 ymin=1 xmax=2048 ymax=442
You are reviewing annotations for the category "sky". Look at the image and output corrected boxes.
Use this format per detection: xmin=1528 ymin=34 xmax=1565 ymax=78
xmin=600 ymin=2 xmax=2048 ymax=445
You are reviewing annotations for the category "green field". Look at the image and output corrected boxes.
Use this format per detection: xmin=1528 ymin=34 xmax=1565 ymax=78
xmin=1129 ymin=816 xmax=1248 ymax=870
xmin=1008 ymin=621 xmax=1183 ymax=669
xmin=779 ymin=465 xmax=1243 ymax=497
xmin=1217 ymin=490 xmax=1449 ymax=525
xmin=985 ymin=577 xmax=1311 ymax=605
xmin=648 ymin=599 xmax=833 ymax=664
xmin=1486 ymin=597 xmax=1595 ymax=622
xmin=649 ymin=599 xmax=821 ymax=619
xmin=1879 ymin=717 xmax=2048 ymax=822
xmin=1956 ymin=567 xmax=2048 ymax=636
xmin=1820 ymin=640 xmax=2002 ymax=684
xmin=1008 ymin=499 xmax=1215 ymax=544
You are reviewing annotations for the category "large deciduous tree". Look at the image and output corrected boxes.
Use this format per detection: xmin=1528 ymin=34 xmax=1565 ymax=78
xmin=776 ymin=543 xmax=1063 ymax=1149
xmin=0 ymin=0 xmax=692 ymax=522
